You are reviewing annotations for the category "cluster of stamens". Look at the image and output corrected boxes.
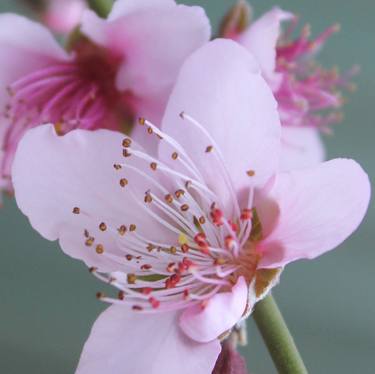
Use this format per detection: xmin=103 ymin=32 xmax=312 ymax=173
xmin=72 ymin=113 xmax=261 ymax=312
xmin=275 ymin=20 xmax=358 ymax=131
xmin=1 ymin=40 xmax=130 ymax=180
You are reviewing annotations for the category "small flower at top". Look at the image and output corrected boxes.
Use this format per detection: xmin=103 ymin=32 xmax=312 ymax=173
xmin=12 ymin=40 xmax=370 ymax=373
xmin=0 ymin=0 xmax=210 ymax=194
xmin=21 ymin=0 xmax=87 ymax=34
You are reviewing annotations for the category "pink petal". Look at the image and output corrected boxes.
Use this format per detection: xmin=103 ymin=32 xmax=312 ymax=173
xmin=76 ymin=305 xmax=221 ymax=374
xmin=280 ymin=127 xmax=325 ymax=171
xmin=238 ymin=7 xmax=293 ymax=86
xmin=159 ymin=39 xmax=281 ymax=212
xmin=12 ymin=125 xmax=174 ymax=271
xmin=81 ymin=2 xmax=210 ymax=123
xmin=258 ymin=159 xmax=371 ymax=267
xmin=0 ymin=14 xmax=68 ymax=107
xmin=43 ymin=0 xmax=86 ymax=33
xmin=180 ymin=277 xmax=248 ymax=343
xmin=108 ymin=0 xmax=175 ymax=21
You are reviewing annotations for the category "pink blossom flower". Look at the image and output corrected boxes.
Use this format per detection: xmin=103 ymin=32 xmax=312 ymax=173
xmin=0 ymin=0 xmax=210 ymax=192
xmin=226 ymin=6 xmax=357 ymax=170
xmin=12 ymin=40 xmax=370 ymax=373
xmin=42 ymin=0 xmax=87 ymax=33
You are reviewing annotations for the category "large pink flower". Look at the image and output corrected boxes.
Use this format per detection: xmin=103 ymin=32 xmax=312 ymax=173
xmin=227 ymin=6 xmax=356 ymax=171
xmin=12 ymin=40 xmax=370 ymax=373
xmin=0 ymin=0 xmax=210 ymax=192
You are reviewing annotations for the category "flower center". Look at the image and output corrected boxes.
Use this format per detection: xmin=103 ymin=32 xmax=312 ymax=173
xmin=74 ymin=114 xmax=262 ymax=313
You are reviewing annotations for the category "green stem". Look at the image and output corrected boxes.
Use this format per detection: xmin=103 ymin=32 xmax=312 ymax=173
xmin=87 ymin=0 xmax=112 ymax=18
xmin=253 ymin=294 xmax=308 ymax=374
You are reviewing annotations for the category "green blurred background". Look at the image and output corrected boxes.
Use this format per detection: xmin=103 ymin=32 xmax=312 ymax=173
xmin=0 ymin=0 xmax=373 ymax=373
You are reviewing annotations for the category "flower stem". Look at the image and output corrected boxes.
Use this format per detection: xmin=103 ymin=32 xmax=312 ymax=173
xmin=87 ymin=0 xmax=112 ymax=18
xmin=253 ymin=294 xmax=308 ymax=374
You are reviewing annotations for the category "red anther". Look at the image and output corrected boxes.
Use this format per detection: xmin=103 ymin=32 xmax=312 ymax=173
xmin=225 ymin=235 xmax=235 ymax=250
xmin=194 ymin=233 xmax=206 ymax=243
xmin=183 ymin=289 xmax=190 ymax=300
xmin=140 ymin=264 xmax=152 ymax=270
xmin=182 ymin=257 xmax=194 ymax=269
xmin=149 ymin=297 xmax=160 ymax=309
xmin=194 ymin=233 xmax=210 ymax=253
xmin=165 ymin=273 xmax=181 ymax=289
xmin=199 ymin=245 xmax=210 ymax=255
xmin=178 ymin=262 xmax=186 ymax=273
xmin=170 ymin=273 xmax=181 ymax=284
xmin=228 ymin=220 xmax=238 ymax=232
xmin=241 ymin=208 xmax=253 ymax=221
xmin=181 ymin=243 xmax=189 ymax=253
xmin=142 ymin=287 xmax=153 ymax=295
xmin=167 ymin=262 xmax=176 ymax=273
xmin=178 ymin=257 xmax=193 ymax=273
xmin=210 ymin=208 xmax=224 ymax=226
xmin=132 ymin=305 xmax=143 ymax=311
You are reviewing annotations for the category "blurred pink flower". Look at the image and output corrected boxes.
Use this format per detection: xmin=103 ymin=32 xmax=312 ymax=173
xmin=226 ymin=6 xmax=357 ymax=170
xmin=42 ymin=0 xmax=86 ymax=33
xmin=213 ymin=341 xmax=249 ymax=374
xmin=12 ymin=40 xmax=370 ymax=373
xmin=0 ymin=0 xmax=210 ymax=193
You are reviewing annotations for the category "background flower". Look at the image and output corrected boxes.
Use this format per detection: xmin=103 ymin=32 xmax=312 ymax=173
xmin=0 ymin=0 xmax=210 ymax=194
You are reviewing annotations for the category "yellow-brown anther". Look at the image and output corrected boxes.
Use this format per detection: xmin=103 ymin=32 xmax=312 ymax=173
xmin=138 ymin=117 xmax=146 ymax=125
xmin=96 ymin=292 xmax=104 ymax=299
xmin=99 ymin=222 xmax=107 ymax=231
xmin=170 ymin=246 xmax=177 ymax=254
xmin=147 ymin=244 xmax=155 ymax=252
xmin=144 ymin=193 xmax=153 ymax=203
xmin=214 ymin=257 xmax=226 ymax=266
xmin=119 ymin=178 xmax=128 ymax=187
xmin=199 ymin=216 xmax=206 ymax=224
xmin=129 ymin=224 xmax=136 ymax=232
xmin=122 ymin=138 xmax=132 ymax=148
xmin=127 ymin=274 xmax=137 ymax=284
xmin=123 ymin=149 xmax=131 ymax=157
xmin=175 ymin=189 xmax=185 ymax=198
xmin=247 ymin=169 xmax=255 ymax=177
xmin=125 ymin=254 xmax=133 ymax=261
xmin=89 ymin=267 xmax=97 ymax=273
xmin=165 ymin=194 xmax=173 ymax=204
xmin=95 ymin=244 xmax=104 ymax=254
xmin=147 ymin=127 xmax=153 ymax=134
xmin=113 ymin=164 xmax=122 ymax=170
xmin=171 ymin=152 xmax=178 ymax=160
xmin=181 ymin=204 xmax=189 ymax=212
xmin=118 ymin=225 xmax=127 ymax=236
xmin=118 ymin=291 xmax=125 ymax=300
xmin=72 ymin=207 xmax=80 ymax=214
xmin=150 ymin=162 xmax=157 ymax=170
xmin=85 ymin=237 xmax=95 ymax=247
xmin=205 ymin=145 xmax=213 ymax=153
